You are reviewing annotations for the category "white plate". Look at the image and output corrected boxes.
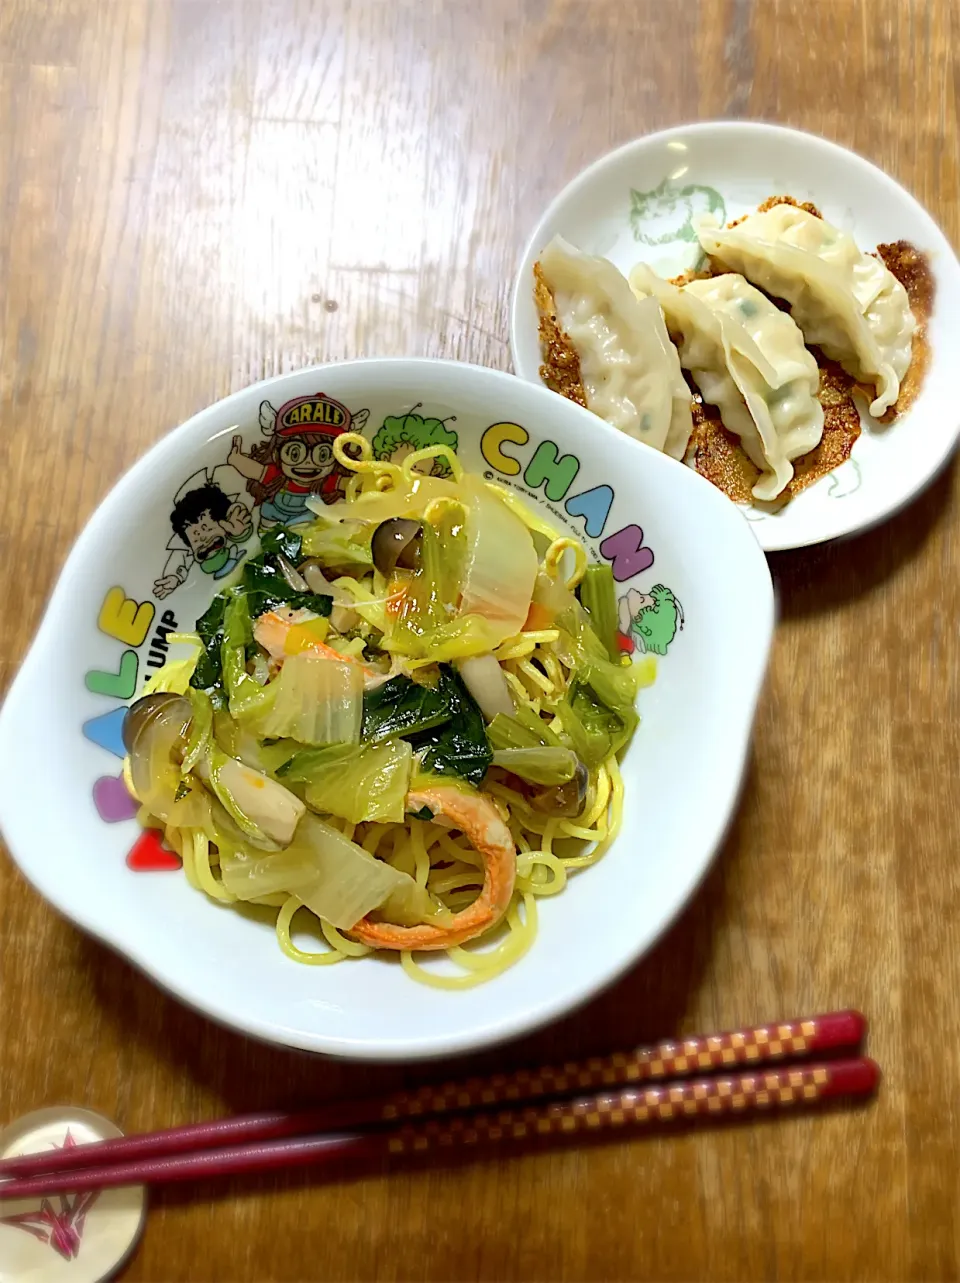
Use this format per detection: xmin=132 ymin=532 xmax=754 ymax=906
xmin=0 ymin=359 xmax=773 ymax=1060
xmin=510 ymin=121 xmax=960 ymax=552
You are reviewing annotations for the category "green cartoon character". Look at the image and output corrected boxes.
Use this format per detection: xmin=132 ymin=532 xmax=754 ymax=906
xmin=371 ymin=404 xmax=458 ymax=475
xmin=629 ymin=178 xmax=726 ymax=245
xmin=616 ymin=585 xmax=683 ymax=657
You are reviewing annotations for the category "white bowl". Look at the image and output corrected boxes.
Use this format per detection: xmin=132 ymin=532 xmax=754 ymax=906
xmin=510 ymin=121 xmax=960 ymax=552
xmin=0 ymin=359 xmax=773 ymax=1060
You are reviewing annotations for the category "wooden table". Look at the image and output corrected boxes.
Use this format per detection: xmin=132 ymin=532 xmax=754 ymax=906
xmin=2 ymin=1 xmax=958 ymax=1278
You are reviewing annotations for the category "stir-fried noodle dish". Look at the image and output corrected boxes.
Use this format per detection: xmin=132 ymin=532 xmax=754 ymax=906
xmin=124 ymin=435 xmax=654 ymax=988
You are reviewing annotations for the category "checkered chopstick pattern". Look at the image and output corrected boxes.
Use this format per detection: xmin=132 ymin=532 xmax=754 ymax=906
xmin=378 ymin=1010 xmax=866 ymax=1122
xmin=384 ymin=1058 xmax=879 ymax=1156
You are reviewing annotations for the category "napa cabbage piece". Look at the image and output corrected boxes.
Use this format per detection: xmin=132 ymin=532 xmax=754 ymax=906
xmin=459 ymin=475 xmax=537 ymax=644
xmin=389 ymin=613 xmax=499 ymax=664
xmin=323 ymin=473 xmax=455 ymax=526
xmin=143 ymin=636 xmax=202 ymax=697
xmin=300 ymin=514 xmax=375 ymax=574
xmin=181 ymin=689 xmax=214 ymax=775
xmin=279 ymin=739 xmax=413 ymax=824
xmin=234 ymin=651 xmax=363 ymax=746
xmin=387 ymin=522 xmax=458 ymax=652
xmin=212 ymin=711 xmax=303 ymax=774
xmin=219 ymin=812 xmax=440 ymax=929
xmin=485 ymin=482 xmax=565 ymax=542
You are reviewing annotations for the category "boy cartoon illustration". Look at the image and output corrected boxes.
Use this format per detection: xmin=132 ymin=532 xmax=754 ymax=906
xmin=616 ymin=584 xmax=683 ymax=657
xmin=153 ymin=469 xmax=254 ymax=599
xmin=227 ymin=395 xmax=369 ymax=528
xmin=371 ymin=404 xmax=458 ymax=476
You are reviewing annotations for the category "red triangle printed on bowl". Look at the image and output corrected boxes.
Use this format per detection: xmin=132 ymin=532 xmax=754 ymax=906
xmin=126 ymin=830 xmax=181 ymax=872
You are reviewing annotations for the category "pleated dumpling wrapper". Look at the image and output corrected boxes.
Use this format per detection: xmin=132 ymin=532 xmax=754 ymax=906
xmin=630 ymin=263 xmax=824 ymax=502
xmin=697 ymin=204 xmax=915 ymax=416
xmin=535 ymin=236 xmax=693 ymax=460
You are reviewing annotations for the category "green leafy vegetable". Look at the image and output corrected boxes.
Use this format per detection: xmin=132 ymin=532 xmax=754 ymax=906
xmin=181 ymin=689 xmax=214 ymax=775
xmin=578 ymin=563 xmax=620 ymax=662
xmin=361 ymin=668 xmax=492 ymax=785
xmin=361 ymin=673 xmax=452 ymax=743
xmin=553 ymin=680 xmax=637 ymax=767
xmin=300 ymin=518 xmax=374 ymax=574
xmin=188 ymin=525 xmax=330 ymax=705
xmin=550 ymin=603 xmax=642 ymax=768
xmin=241 ymin=557 xmax=331 ymax=620
xmin=258 ymin=524 xmax=303 ymax=564
xmin=491 ymin=746 xmax=578 ymax=785
xmin=487 ymin=707 xmax=564 ymax=751
xmin=190 ymin=595 xmax=227 ymax=699
xmin=280 ymin=740 xmax=413 ymax=824
xmin=409 ymin=667 xmax=492 ymax=787
xmin=222 ymin=592 xmax=264 ymax=717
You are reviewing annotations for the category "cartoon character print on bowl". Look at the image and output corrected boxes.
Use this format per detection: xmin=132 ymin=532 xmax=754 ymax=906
xmin=153 ymin=467 xmax=255 ymax=600
xmin=88 ymin=396 xmax=683 ymax=873
xmin=228 ymin=394 xmax=369 ymax=528
xmin=616 ymin=586 xmax=683 ymax=657
xmin=371 ymin=404 xmax=459 ymax=475
xmin=629 ymin=177 xmax=726 ymax=246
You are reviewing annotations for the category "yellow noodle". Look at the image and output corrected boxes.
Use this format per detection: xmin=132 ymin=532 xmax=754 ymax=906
xmin=516 ymin=659 xmax=555 ymax=695
xmin=515 ymin=852 xmax=567 ymax=896
xmin=410 ymin=821 xmax=431 ymax=887
xmin=402 ymin=444 xmax=463 ymax=482
xmin=544 ymin=536 xmax=587 ymax=589
xmin=399 ymin=894 xmax=537 ymax=990
xmin=190 ymin=832 xmax=235 ymax=903
xmin=277 ymin=899 xmax=346 ymax=966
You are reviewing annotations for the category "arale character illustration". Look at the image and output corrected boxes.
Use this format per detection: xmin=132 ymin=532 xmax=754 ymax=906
xmin=371 ymin=404 xmax=458 ymax=475
xmin=153 ymin=469 xmax=254 ymax=600
xmin=227 ymin=395 xmax=369 ymax=527
xmin=616 ymin=584 xmax=683 ymax=657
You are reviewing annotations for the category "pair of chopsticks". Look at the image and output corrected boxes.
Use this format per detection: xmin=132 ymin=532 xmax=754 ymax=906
xmin=0 ymin=1010 xmax=876 ymax=1198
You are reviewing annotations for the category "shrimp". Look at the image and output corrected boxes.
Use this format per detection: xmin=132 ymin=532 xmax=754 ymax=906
xmin=350 ymin=783 xmax=517 ymax=951
xmin=254 ymin=607 xmax=375 ymax=679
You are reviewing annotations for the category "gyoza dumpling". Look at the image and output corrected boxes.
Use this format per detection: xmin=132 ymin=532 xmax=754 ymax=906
xmin=535 ymin=236 xmax=693 ymax=460
xmin=697 ymin=204 xmax=915 ymax=416
xmin=630 ymin=263 xmax=824 ymax=502
xmin=682 ymin=273 xmax=823 ymax=460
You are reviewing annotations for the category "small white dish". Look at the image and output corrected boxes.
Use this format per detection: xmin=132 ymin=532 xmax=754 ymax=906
xmin=0 ymin=359 xmax=773 ymax=1060
xmin=510 ymin=121 xmax=960 ymax=552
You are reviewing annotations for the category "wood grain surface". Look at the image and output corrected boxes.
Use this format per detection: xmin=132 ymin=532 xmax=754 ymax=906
xmin=1 ymin=1 xmax=958 ymax=1279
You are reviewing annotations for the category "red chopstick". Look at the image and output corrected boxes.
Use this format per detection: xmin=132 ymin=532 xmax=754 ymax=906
xmin=0 ymin=1058 xmax=878 ymax=1199
xmin=0 ymin=1010 xmax=863 ymax=1181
